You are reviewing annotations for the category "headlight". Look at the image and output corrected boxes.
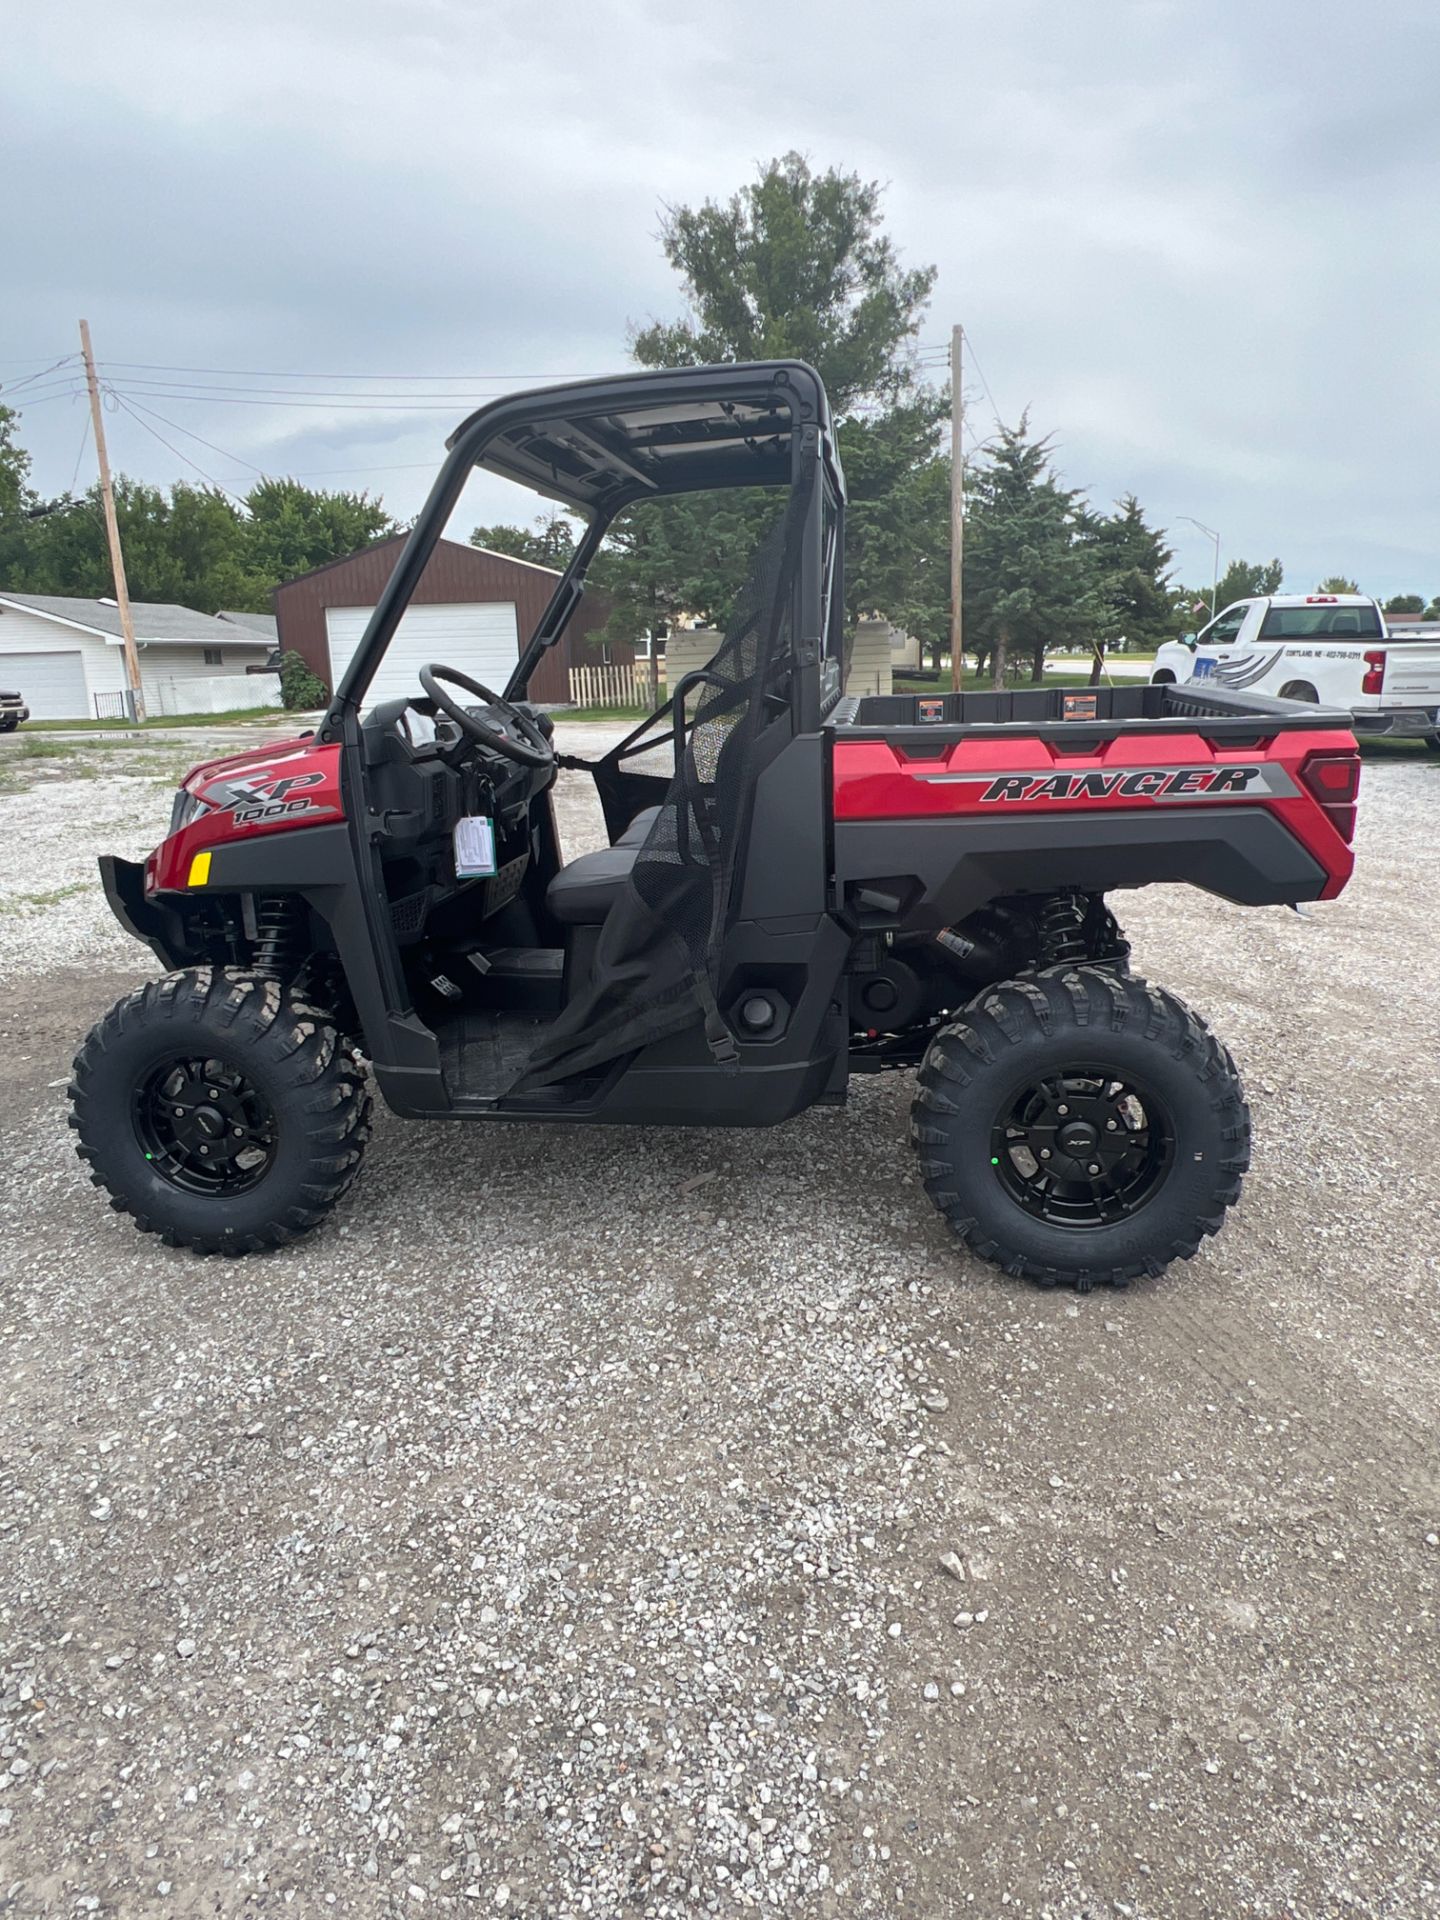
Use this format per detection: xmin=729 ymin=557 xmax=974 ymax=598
xmin=168 ymin=787 xmax=211 ymax=835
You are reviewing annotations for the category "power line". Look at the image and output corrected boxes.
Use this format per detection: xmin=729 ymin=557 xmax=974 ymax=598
xmin=0 ymin=353 xmax=79 ymax=396
xmin=5 ymin=385 xmax=89 ymax=408
xmin=105 ymin=386 xmax=481 ymax=412
xmin=963 ymin=334 xmax=1002 ymax=423
xmin=106 ymin=389 xmax=248 ymax=504
xmin=67 ymin=410 xmax=93 ymax=493
xmin=117 ymin=392 xmax=269 ymax=477
xmin=99 ymin=360 xmax=581 ymax=382
xmin=106 ymin=375 xmax=516 ymax=401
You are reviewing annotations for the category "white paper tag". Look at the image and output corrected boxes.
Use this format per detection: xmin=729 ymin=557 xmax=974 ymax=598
xmin=453 ymin=814 xmax=498 ymax=877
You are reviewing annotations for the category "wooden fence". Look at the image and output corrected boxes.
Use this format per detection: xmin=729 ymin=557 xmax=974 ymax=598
xmin=567 ymin=663 xmax=662 ymax=710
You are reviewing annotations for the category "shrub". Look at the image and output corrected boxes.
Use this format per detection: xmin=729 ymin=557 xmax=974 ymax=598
xmin=277 ymin=650 xmax=329 ymax=711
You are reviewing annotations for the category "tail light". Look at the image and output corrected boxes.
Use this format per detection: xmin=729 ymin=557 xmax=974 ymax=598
xmin=1362 ymin=650 xmax=1386 ymax=695
xmin=1299 ymin=749 xmax=1362 ymax=844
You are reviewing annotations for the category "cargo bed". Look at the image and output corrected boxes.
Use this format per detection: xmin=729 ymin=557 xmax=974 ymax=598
xmin=831 ymin=681 xmax=1353 ymax=742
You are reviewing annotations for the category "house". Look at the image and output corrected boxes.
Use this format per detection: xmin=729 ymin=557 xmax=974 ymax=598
xmin=272 ymin=537 xmax=626 ymax=707
xmin=0 ymin=593 xmax=279 ymax=719
xmin=217 ymin=609 xmax=280 ymax=649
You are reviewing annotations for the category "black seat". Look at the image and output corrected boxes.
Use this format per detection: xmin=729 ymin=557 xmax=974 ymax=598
xmin=546 ymin=808 xmax=659 ymax=926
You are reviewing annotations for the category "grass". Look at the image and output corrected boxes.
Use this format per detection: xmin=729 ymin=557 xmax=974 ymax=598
xmin=19 ymin=705 xmax=290 ymax=732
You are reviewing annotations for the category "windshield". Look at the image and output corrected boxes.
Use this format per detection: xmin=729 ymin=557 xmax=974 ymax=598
xmin=1260 ymin=604 xmax=1381 ymax=639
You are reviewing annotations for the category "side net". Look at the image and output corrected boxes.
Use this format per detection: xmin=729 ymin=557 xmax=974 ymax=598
xmin=518 ymin=464 xmax=815 ymax=1089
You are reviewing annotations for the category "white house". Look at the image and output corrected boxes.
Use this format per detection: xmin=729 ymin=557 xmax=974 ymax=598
xmin=0 ymin=593 xmax=279 ymax=719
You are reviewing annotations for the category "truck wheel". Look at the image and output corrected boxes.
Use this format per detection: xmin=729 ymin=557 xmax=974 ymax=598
xmin=69 ymin=968 xmax=372 ymax=1255
xmin=1150 ymin=670 xmax=1176 ymax=685
xmin=1424 ymin=733 xmax=1440 ymax=755
xmin=911 ymin=966 xmax=1250 ymax=1291
xmin=1278 ymin=681 xmax=1318 ymax=702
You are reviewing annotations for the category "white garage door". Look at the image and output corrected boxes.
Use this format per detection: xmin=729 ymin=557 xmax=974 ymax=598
xmin=325 ymin=602 xmax=520 ymax=710
xmin=0 ymin=650 xmax=89 ymax=719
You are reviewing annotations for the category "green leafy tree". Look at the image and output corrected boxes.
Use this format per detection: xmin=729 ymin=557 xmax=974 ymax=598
xmin=0 ymin=405 xmax=40 ymax=581
xmin=604 ymin=153 xmax=947 ymax=665
xmin=962 ymin=416 xmax=1100 ymax=685
xmin=470 ymin=514 xmax=577 ymax=570
xmin=1318 ymin=574 xmax=1360 ymax=595
xmin=1384 ymin=594 xmax=1425 ymax=616
xmin=1207 ymin=557 xmax=1284 ymax=610
xmin=1425 ymin=600 xmax=1440 ymax=621
xmin=242 ymin=478 xmax=398 ymax=587
xmin=1077 ymin=494 xmax=1174 ymax=679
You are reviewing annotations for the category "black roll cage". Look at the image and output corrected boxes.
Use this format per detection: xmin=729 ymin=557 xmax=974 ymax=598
xmin=318 ymin=360 xmax=847 ymax=746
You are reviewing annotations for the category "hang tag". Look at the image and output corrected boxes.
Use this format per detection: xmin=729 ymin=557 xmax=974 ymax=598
xmin=453 ymin=815 xmax=498 ymax=877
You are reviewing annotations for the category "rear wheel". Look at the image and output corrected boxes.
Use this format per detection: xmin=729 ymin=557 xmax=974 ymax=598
xmin=69 ymin=969 xmax=371 ymax=1254
xmin=911 ymin=966 xmax=1250 ymax=1290
xmin=1150 ymin=670 xmax=1176 ymax=685
xmin=1278 ymin=680 xmax=1319 ymax=702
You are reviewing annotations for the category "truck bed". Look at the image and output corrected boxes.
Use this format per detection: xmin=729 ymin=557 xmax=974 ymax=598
xmin=825 ymin=680 xmax=1360 ymax=921
xmin=831 ymin=680 xmax=1352 ymax=740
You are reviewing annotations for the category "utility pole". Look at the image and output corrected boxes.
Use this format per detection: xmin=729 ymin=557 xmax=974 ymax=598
xmin=949 ymin=323 xmax=964 ymax=692
xmin=79 ymin=320 xmax=145 ymax=721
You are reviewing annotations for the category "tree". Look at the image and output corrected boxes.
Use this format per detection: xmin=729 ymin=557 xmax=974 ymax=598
xmin=1384 ymin=594 xmax=1426 ymax=616
xmin=610 ymin=153 xmax=946 ymax=659
xmin=1425 ymin=601 xmax=1440 ymax=622
xmin=1200 ymin=557 xmax=1284 ymax=612
xmin=962 ymin=416 xmax=1100 ymax=685
xmin=1318 ymin=574 xmax=1360 ymax=595
xmin=1078 ymin=494 xmax=1174 ymax=678
xmin=242 ymin=478 xmax=398 ymax=587
xmin=471 ymin=514 xmax=577 ymax=570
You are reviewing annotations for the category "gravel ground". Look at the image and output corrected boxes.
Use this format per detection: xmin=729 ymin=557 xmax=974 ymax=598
xmin=1 ymin=727 xmax=1438 ymax=1918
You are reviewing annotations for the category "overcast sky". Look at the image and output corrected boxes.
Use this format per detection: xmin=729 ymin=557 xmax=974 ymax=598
xmin=4 ymin=0 xmax=1438 ymax=599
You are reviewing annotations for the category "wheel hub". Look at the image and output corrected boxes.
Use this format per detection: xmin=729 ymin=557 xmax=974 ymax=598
xmin=991 ymin=1070 xmax=1174 ymax=1227
xmin=135 ymin=1055 xmax=277 ymax=1195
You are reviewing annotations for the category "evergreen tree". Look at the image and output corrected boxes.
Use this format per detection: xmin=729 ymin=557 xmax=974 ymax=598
xmin=962 ymin=416 xmax=1099 ymax=685
xmin=1078 ymin=494 xmax=1175 ymax=678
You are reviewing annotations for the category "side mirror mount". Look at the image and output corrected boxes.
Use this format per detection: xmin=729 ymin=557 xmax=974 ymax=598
xmin=1182 ymin=634 xmax=1198 ymax=651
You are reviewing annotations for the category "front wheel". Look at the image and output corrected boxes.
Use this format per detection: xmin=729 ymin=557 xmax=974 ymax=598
xmin=911 ymin=967 xmax=1250 ymax=1291
xmin=69 ymin=969 xmax=372 ymax=1254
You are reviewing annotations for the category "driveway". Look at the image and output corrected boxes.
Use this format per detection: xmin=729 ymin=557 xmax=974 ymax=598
xmin=1 ymin=726 xmax=1437 ymax=1917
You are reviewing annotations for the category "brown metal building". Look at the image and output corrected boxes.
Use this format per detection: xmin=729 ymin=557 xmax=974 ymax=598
xmin=272 ymin=537 xmax=625 ymax=706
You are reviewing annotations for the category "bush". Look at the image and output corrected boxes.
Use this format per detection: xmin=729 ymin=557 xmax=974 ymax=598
xmin=277 ymin=650 xmax=329 ymax=711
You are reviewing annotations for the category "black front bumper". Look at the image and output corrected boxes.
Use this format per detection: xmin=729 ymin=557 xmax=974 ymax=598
xmin=98 ymin=855 xmax=188 ymax=966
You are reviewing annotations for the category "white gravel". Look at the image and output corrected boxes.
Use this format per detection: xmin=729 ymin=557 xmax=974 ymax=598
xmin=1 ymin=729 xmax=1438 ymax=1917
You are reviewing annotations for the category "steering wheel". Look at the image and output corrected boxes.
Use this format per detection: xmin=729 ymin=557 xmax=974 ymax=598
xmin=417 ymin=663 xmax=554 ymax=769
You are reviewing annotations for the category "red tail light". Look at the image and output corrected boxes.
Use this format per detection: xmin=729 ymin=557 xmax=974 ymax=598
xmin=1362 ymin=649 xmax=1386 ymax=695
xmin=1300 ymin=749 xmax=1361 ymax=844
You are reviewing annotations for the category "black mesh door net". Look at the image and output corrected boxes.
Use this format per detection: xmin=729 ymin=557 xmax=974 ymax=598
xmin=519 ymin=462 xmax=816 ymax=1090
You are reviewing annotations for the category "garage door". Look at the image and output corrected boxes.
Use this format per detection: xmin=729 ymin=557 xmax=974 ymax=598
xmin=0 ymin=650 xmax=89 ymax=719
xmin=324 ymin=602 xmax=520 ymax=710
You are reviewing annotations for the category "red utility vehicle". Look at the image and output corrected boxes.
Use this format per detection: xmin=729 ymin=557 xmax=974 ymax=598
xmin=71 ymin=361 xmax=1360 ymax=1288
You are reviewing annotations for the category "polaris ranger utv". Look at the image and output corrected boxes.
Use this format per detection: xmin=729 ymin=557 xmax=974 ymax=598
xmin=71 ymin=361 xmax=1361 ymax=1289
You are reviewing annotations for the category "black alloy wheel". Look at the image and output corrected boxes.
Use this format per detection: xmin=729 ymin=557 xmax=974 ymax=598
xmin=133 ymin=1054 xmax=277 ymax=1196
xmin=912 ymin=965 xmax=1250 ymax=1290
xmin=991 ymin=1069 xmax=1174 ymax=1227
xmin=71 ymin=968 xmax=372 ymax=1254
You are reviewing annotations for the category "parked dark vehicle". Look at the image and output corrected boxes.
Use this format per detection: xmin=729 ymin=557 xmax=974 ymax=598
xmin=0 ymin=688 xmax=29 ymax=731
xmin=71 ymin=361 xmax=1360 ymax=1289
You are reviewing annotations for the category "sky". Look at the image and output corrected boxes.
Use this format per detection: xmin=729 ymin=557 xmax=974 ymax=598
xmin=4 ymin=0 xmax=1438 ymax=601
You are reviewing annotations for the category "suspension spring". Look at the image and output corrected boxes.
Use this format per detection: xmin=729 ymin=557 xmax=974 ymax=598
xmin=1035 ymin=891 xmax=1090 ymax=966
xmin=253 ymin=895 xmax=304 ymax=977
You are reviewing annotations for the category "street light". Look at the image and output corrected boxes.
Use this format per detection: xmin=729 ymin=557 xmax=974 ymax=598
xmin=1177 ymin=516 xmax=1221 ymax=618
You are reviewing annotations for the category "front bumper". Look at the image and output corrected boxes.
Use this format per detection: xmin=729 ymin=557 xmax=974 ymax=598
xmin=98 ymin=854 xmax=189 ymax=966
xmin=1 ymin=704 xmax=28 ymax=725
xmin=1350 ymin=706 xmax=1440 ymax=739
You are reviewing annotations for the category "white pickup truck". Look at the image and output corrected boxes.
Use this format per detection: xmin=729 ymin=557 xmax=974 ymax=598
xmin=1152 ymin=594 xmax=1440 ymax=746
